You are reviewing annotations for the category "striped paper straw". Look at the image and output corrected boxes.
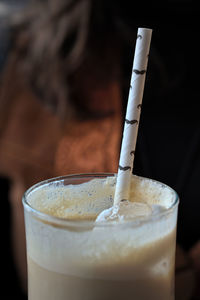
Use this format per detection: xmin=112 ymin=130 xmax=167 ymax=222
xmin=114 ymin=28 xmax=152 ymax=205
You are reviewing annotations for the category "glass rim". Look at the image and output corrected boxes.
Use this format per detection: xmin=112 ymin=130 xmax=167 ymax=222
xmin=22 ymin=173 xmax=179 ymax=228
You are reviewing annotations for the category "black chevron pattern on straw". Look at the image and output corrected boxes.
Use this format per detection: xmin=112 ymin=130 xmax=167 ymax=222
xmin=119 ymin=165 xmax=131 ymax=171
xmin=133 ymin=69 xmax=146 ymax=75
xmin=133 ymin=69 xmax=147 ymax=75
xmin=125 ymin=119 xmax=138 ymax=125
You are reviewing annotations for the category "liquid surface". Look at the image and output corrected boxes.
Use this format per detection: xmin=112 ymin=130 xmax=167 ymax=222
xmin=27 ymin=175 xmax=175 ymax=221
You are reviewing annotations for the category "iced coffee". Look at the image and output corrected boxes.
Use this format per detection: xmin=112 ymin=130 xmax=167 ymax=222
xmin=23 ymin=173 xmax=179 ymax=300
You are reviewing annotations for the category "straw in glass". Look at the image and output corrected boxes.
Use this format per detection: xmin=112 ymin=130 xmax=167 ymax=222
xmin=114 ymin=28 xmax=152 ymax=205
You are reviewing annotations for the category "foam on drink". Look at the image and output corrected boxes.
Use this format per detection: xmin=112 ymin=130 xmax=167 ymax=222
xmin=28 ymin=174 xmax=174 ymax=220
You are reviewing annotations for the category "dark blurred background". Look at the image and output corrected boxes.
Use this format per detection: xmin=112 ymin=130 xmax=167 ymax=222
xmin=1 ymin=2 xmax=30 ymax=299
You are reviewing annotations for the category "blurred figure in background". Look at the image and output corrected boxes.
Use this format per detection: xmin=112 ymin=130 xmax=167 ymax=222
xmin=0 ymin=1 xmax=200 ymax=299
xmin=0 ymin=0 xmax=125 ymax=296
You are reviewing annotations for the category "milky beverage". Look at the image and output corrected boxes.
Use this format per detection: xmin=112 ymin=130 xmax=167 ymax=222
xmin=23 ymin=174 xmax=178 ymax=300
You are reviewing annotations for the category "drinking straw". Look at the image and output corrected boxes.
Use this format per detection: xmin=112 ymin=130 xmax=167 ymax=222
xmin=114 ymin=28 xmax=152 ymax=205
